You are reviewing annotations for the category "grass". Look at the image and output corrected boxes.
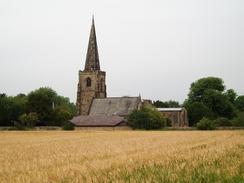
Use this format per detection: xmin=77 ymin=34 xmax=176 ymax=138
xmin=0 ymin=130 xmax=243 ymax=183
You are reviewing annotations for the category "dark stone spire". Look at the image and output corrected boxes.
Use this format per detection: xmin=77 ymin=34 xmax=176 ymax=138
xmin=84 ymin=16 xmax=100 ymax=71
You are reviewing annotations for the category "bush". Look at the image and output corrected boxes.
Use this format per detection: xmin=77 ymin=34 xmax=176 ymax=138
xmin=62 ymin=121 xmax=75 ymax=130
xmin=196 ymin=117 xmax=216 ymax=130
xmin=18 ymin=112 xmax=38 ymax=128
xmin=127 ymin=106 xmax=166 ymax=130
xmin=214 ymin=117 xmax=231 ymax=127
xmin=231 ymin=112 xmax=244 ymax=127
xmin=53 ymin=107 xmax=73 ymax=126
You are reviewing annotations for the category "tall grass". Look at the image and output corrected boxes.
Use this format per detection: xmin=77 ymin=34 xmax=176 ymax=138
xmin=0 ymin=131 xmax=243 ymax=182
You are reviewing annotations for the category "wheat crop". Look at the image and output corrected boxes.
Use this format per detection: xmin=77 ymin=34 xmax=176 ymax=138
xmin=0 ymin=130 xmax=243 ymax=182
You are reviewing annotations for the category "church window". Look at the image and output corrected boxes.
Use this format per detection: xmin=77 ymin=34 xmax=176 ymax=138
xmin=86 ymin=77 xmax=91 ymax=87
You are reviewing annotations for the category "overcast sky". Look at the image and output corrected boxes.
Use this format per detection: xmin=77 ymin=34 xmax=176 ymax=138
xmin=0 ymin=0 xmax=244 ymax=103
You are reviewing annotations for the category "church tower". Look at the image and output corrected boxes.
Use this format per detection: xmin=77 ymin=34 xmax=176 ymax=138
xmin=76 ymin=17 xmax=107 ymax=115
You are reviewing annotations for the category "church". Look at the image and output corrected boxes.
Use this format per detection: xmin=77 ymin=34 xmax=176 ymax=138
xmin=70 ymin=18 xmax=188 ymax=128
xmin=71 ymin=18 xmax=141 ymax=127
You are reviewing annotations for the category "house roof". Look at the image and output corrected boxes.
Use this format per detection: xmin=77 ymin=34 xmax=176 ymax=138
xmin=89 ymin=97 xmax=141 ymax=116
xmin=157 ymin=108 xmax=183 ymax=112
xmin=70 ymin=115 xmax=125 ymax=127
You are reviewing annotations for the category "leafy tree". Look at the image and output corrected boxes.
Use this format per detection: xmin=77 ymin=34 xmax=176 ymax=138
xmin=0 ymin=95 xmax=14 ymax=126
xmin=185 ymin=102 xmax=213 ymax=126
xmin=214 ymin=117 xmax=231 ymax=127
xmin=0 ymin=94 xmax=27 ymax=126
xmin=188 ymin=77 xmax=225 ymax=102
xmin=127 ymin=106 xmax=166 ymax=130
xmin=26 ymin=87 xmax=57 ymax=124
xmin=53 ymin=106 xmax=72 ymax=126
xmin=196 ymin=117 xmax=215 ymax=130
xmin=19 ymin=112 xmax=38 ymax=128
xmin=62 ymin=121 xmax=75 ymax=130
xmin=235 ymin=96 xmax=244 ymax=112
xmin=231 ymin=112 xmax=244 ymax=127
xmin=184 ymin=77 xmax=236 ymax=126
xmin=224 ymin=89 xmax=237 ymax=104
xmin=153 ymin=100 xmax=180 ymax=108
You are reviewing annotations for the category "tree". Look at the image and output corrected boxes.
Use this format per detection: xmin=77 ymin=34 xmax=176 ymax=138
xmin=19 ymin=112 xmax=38 ymax=128
xmin=26 ymin=87 xmax=57 ymax=124
xmin=0 ymin=94 xmax=27 ymax=126
xmin=153 ymin=100 xmax=180 ymax=108
xmin=53 ymin=106 xmax=72 ymax=126
xmin=184 ymin=77 xmax=236 ymax=126
xmin=127 ymin=106 xmax=166 ymax=130
xmin=188 ymin=77 xmax=225 ymax=102
xmin=196 ymin=117 xmax=215 ymax=130
xmin=224 ymin=89 xmax=237 ymax=104
xmin=235 ymin=96 xmax=244 ymax=112
xmin=185 ymin=102 xmax=213 ymax=126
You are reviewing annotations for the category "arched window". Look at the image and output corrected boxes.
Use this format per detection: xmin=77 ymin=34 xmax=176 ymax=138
xmin=86 ymin=77 xmax=91 ymax=87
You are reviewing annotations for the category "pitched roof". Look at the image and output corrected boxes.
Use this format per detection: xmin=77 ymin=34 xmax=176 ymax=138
xmin=89 ymin=97 xmax=141 ymax=116
xmin=70 ymin=115 xmax=125 ymax=127
xmin=84 ymin=16 xmax=100 ymax=71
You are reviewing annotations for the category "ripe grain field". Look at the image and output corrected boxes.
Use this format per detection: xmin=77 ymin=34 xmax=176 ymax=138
xmin=0 ymin=131 xmax=243 ymax=183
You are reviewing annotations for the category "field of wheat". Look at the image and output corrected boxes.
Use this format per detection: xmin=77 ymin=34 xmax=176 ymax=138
xmin=0 ymin=130 xmax=243 ymax=183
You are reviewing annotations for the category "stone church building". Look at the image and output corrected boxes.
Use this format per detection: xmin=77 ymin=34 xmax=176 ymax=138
xmin=71 ymin=18 xmax=188 ymax=127
xmin=71 ymin=18 xmax=141 ymax=127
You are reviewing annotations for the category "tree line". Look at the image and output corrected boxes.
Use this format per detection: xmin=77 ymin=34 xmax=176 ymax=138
xmin=0 ymin=87 xmax=76 ymax=128
xmin=153 ymin=77 xmax=244 ymax=128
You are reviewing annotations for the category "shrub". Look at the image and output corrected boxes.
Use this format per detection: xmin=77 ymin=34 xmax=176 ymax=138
xmin=127 ymin=106 xmax=166 ymax=130
xmin=231 ymin=112 xmax=244 ymax=127
xmin=18 ymin=112 xmax=38 ymax=128
xmin=214 ymin=117 xmax=231 ymax=127
xmin=53 ymin=106 xmax=73 ymax=126
xmin=62 ymin=121 xmax=75 ymax=130
xmin=196 ymin=117 xmax=215 ymax=130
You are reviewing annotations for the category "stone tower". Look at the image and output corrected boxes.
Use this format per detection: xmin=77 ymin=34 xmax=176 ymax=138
xmin=76 ymin=17 xmax=107 ymax=115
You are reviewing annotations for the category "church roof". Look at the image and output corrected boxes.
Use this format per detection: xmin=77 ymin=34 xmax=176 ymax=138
xmin=89 ymin=97 xmax=141 ymax=116
xmin=70 ymin=115 xmax=125 ymax=127
xmin=84 ymin=16 xmax=100 ymax=71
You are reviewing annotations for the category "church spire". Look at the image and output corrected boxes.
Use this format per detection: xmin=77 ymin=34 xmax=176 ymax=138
xmin=84 ymin=16 xmax=100 ymax=71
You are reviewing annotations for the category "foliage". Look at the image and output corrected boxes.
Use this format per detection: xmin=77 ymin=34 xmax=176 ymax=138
xmin=213 ymin=117 xmax=231 ymax=127
xmin=235 ymin=95 xmax=244 ymax=112
xmin=188 ymin=77 xmax=225 ymax=102
xmin=224 ymin=89 xmax=237 ymax=104
xmin=0 ymin=94 xmax=27 ymax=126
xmin=231 ymin=112 xmax=244 ymax=127
xmin=62 ymin=121 xmax=75 ymax=130
xmin=18 ymin=112 xmax=38 ymax=128
xmin=53 ymin=106 xmax=73 ymax=126
xmin=127 ymin=106 xmax=166 ymax=130
xmin=184 ymin=77 xmax=236 ymax=126
xmin=196 ymin=117 xmax=216 ymax=130
xmin=26 ymin=87 xmax=76 ymax=126
xmin=153 ymin=100 xmax=180 ymax=108
xmin=26 ymin=87 xmax=57 ymax=123
xmin=0 ymin=88 xmax=76 ymax=127
xmin=185 ymin=102 xmax=213 ymax=126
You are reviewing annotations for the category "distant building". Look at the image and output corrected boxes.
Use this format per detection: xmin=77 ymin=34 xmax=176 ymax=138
xmin=157 ymin=108 xmax=188 ymax=127
xmin=72 ymin=17 xmax=188 ymax=128
xmin=72 ymin=18 xmax=141 ymax=127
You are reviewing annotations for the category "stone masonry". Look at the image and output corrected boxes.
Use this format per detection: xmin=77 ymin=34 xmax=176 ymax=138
xmin=76 ymin=18 xmax=106 ymax=115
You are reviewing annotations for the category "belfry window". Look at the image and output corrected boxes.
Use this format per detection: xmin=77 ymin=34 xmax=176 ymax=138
xmin=86 ymin=77 xmax=91 ymax=87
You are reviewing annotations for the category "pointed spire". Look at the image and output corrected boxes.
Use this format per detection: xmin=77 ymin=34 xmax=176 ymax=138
xmin=84 ymin=16 xmax=100 ymax=71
